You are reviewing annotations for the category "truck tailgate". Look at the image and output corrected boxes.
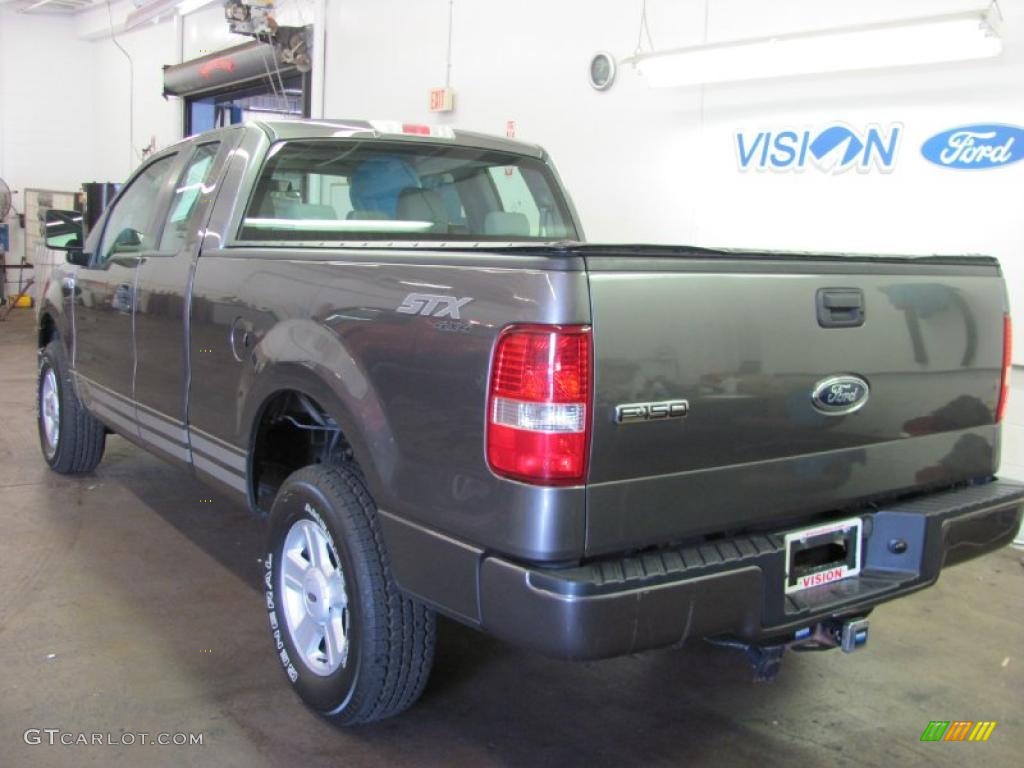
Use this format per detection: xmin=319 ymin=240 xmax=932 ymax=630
xmin=582 ymin=247 xmax=1008 ymax=557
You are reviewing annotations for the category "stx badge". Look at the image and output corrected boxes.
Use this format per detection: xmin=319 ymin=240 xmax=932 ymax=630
xmin=396 ymin=293 xmax=473 ymax=319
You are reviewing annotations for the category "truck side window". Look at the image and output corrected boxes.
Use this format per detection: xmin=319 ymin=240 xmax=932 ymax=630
xmin=158 ymin=142 xmax=220 ymax=252
xmin=96 ymin=155 xmax=176 ymax=266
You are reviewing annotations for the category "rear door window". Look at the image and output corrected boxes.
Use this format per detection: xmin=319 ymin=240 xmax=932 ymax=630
xmin=158 ymin=142 xmax=220 ymax=252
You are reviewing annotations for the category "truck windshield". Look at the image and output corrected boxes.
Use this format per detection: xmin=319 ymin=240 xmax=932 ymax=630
xmin=238 ymin=140 xmax=579 ymax=243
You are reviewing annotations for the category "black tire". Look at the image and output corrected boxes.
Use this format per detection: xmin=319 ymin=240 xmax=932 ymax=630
xmin=38 ymin=340 xmax=106 ymax=474
xmin=265 ymin=464 xmax=435 ymax=725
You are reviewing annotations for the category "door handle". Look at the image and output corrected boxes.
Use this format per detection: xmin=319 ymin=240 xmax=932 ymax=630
xmin=112 ymin=283 xmax=135 ymax=314
xmin=816 ymin=288 xmax=865 ymax=328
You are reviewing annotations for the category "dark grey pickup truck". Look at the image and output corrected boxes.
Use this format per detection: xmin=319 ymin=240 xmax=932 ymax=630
xmin=37 ymin=119 xmax=1022 ymax=724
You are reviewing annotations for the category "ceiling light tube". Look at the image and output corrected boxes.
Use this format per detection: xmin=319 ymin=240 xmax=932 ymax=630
xmin=20 ymin=0 xmax=57 ymax=11
xmin=629 ymin=7 xmax=1003 ymax=88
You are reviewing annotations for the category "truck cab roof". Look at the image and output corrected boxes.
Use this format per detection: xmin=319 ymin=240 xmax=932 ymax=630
xmin=249 ymin=118 xmax=546 ymax=159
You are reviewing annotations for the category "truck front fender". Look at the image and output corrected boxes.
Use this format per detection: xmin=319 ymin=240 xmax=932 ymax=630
xmin=36 ymin=267 xmax=74 ymax=360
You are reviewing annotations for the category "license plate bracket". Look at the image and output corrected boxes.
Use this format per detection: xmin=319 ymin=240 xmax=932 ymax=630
xmin=784 ymin=517 xmax=863 ymax=594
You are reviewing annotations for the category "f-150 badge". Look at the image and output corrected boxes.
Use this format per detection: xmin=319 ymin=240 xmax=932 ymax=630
xmin=615 ymin=400 xmax=690 ymax=424
xmin=396 ymin=293 xmax=473 ymax=319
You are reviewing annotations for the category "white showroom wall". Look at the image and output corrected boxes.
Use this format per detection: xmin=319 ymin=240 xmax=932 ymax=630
xmin=87 ymin=20 xmax=180 ymax=183
xmin=71 ymin=0 xmax=182 ymax=182
xmin=0 ymin=8 xmax=95 ymax=267
xmin=0 ymin=11 xmax=95 ymax=190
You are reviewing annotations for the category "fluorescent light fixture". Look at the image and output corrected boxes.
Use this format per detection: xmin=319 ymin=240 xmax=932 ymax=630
xmin=124 ymin=0 xmax=218 ymax=30
xmin=630 ymin=8 xmax=1002 ymax=88
xmin=176 ymin=0 xmax=219 ymax=16
xmin=21 ymin=0 xmax=57 ymax=11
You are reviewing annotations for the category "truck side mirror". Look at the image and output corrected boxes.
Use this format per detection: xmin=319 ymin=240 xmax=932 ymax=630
xmin=109 ymin=227 xmax=144 ymax=255
xmin=44 ymin=209 xmax=84 ymax=251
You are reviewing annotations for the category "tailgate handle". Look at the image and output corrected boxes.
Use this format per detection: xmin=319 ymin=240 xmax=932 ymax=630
xmin=817 ymin=288 xmax=865 ymax=328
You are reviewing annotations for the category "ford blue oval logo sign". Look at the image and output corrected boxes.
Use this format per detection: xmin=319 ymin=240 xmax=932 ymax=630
xmin=812 ymin=375 xmax=870 ymax=415
xmin=921 ymin=124 xmax=1024 ymax=170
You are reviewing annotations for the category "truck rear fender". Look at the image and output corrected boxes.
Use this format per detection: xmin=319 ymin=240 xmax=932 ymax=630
xmin=240 ymin=317 xmax=394 ymax=507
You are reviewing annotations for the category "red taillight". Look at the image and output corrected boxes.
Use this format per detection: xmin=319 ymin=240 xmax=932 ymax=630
xmin=487 ymin=324 xmax=592 ymax=486
xmin=996 ymin=313 xmax=1012 ymax=423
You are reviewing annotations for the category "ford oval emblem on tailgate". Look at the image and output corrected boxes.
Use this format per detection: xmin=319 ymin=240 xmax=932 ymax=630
xmin=811 ymin=375 xmax=870 ymax=415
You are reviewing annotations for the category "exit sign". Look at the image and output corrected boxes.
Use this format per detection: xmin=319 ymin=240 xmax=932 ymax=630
xmin=429 ymin=87 xmax=455 ymax=113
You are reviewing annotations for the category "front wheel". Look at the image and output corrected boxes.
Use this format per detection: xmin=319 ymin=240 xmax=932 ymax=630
xmin=264 ymin=464 xmax=435 ymax=725
xmin=37 ymin=340 xmax=106 ymax=474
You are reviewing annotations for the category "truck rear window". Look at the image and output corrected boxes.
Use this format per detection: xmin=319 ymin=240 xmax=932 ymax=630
xmin=238 ymin=140 xmax=579 ymax=243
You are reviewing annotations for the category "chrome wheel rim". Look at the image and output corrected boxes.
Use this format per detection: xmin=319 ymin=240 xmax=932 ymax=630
xmin=280 ymin=518 xmax=349 ymax=676
xmin=41 ymin=367 xmax=60 ymax=459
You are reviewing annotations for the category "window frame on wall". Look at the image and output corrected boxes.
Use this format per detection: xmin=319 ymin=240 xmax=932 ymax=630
xmin=183 ymin=71 xmax=312 ymax=137
xmin=164 ymin=37 xmax=314 ymax=138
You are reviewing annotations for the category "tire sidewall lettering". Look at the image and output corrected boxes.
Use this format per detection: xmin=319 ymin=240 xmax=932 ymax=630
xmin=264 ymin=550 xmax=300 ymax=684
xmin=265 ymin=498 xmax=345 ymax=686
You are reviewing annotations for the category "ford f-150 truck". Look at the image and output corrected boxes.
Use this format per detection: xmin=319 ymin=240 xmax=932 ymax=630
xmin=36 ymin=119 xmax=1023 ymax=724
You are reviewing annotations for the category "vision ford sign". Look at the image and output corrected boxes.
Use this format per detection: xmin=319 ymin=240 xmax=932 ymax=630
xmin=736 ymin=123 xmax=901 ymax=174
xmin=921 ymin=124 xmax=1024 ymax=170
xmin=811 ymin=375 xmax=870 ymax=415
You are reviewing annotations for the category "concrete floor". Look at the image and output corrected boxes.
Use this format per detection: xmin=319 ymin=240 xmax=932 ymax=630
xmin=0 ymin=309 xmax=1022 ymax=768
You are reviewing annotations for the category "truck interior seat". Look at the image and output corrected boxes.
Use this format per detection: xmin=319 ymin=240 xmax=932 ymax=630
xmin=484 ymin=211 xmax=529 ymax=237
xmin=396 ymin=188 xmax=450 ymax=232
xmin=284 ymin=203 xmax=337 ymax=220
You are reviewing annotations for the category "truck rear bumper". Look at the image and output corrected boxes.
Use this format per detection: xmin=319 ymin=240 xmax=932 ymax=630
xmin=476 ymin=480 xmax=1024 ymax=660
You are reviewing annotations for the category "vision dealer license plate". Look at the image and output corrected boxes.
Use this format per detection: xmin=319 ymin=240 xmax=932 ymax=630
xmin=784 ymin=517 xmax=863 ymax=594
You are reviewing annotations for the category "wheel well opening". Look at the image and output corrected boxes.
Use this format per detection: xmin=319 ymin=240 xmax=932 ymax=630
xmin=38 ymin=314 xmax=57 ymax=349
xmin=251 ymin=391 xmax=353 ymax=514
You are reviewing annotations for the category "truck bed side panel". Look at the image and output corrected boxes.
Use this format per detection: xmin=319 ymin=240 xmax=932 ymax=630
xmin=188 ymin=249 xmax=592 ymax=561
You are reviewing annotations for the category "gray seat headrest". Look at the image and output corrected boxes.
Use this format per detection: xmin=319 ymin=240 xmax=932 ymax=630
xmin=396 ymin=188 xmax=450 ymax=233
xmin=484 ymin=211 xmax=530 ymax=237
xmin=274 ymin=200 xmax=337 ymax=220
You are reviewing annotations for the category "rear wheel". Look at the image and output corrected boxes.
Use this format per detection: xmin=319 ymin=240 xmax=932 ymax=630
xmin=265 ymin=464 xmax=435 ymax=724
xmin=37 ymin=340 xmax=106 ymax=474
